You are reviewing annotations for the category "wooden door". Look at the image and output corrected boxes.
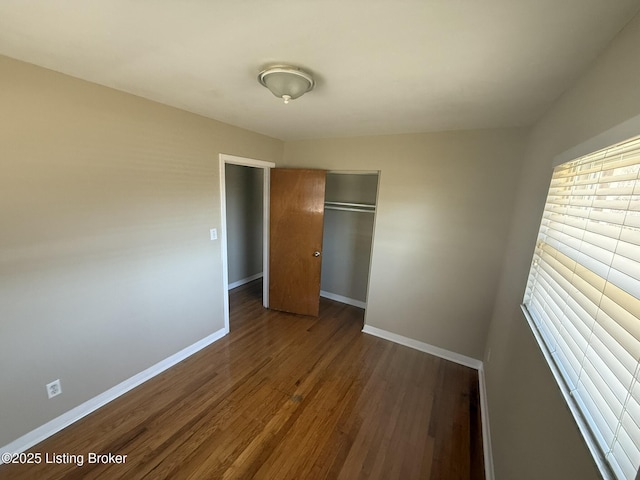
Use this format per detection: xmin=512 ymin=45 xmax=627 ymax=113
xmin=269 ymin=169 xmax=326 ymax=316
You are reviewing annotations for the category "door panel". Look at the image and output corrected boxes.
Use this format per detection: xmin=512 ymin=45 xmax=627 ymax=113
xmin=269 ymin=169 xmax=326 ymax=316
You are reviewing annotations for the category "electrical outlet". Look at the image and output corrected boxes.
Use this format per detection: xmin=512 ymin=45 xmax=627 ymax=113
xmin=46 ymin=379 xmax=62 ymax=399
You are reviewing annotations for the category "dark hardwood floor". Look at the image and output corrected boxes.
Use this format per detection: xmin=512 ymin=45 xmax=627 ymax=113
xmin=0 ymin=280 xmax=484 ymax=479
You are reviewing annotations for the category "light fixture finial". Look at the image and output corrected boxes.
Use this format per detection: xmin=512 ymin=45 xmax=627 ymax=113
xmin=258 ymin=65 xmax=315 ymax=103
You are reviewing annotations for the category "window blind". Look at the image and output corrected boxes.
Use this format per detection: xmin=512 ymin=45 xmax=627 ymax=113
xmin=524 ymin=136 xmax=640 ymax=480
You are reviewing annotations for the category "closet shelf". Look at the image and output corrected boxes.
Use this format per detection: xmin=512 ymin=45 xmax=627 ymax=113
xmin=324 ymin=201 xmax=376 ymax=213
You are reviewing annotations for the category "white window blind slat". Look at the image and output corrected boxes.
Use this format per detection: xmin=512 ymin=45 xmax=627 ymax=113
xmin=586 ymin=220 xmax=622 ymax=240
xmin=582 ymin=354 xmax=625 ymax=421
xmin=583 ymin=230 xmax=619 ymax=253
xmin=584 ymin=340 xmax=633 ymax=406
xmin=625 ymin=215 xmax=640 ymax=228
xmin=530 ymin=295 xmax=559 ymax=351
xmin=565 ymin=296 xmax=596 ymax=344
xmin=620 ymin=411 xmax=640 ymax=466
xmin=591 ymin=321 xmax=638 ymax=381
xmin=575 ymin=379 xmax=616 ymax=448
xmin=524 ymin=135 xmax=640 ymax=480
xmin=556 ymin=344 xmax=581 ymax=388
xmin=610 ymin=440 xmax=635 ymax=480
xmin=621 ymin=227 xmax=640 ymax=246
xmin=626 ymin=386 xmax=640 ymax=430
xmin=617 ymin=239 xmax=640 ymax=263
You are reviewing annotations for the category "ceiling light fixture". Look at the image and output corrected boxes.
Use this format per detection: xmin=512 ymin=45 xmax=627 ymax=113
xmin=258 ymin=65 xmax=315 ymax=104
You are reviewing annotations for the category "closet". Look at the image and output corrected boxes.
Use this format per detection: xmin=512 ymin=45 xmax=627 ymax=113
xmin=321 ymin=171 xmax=379 ymax=308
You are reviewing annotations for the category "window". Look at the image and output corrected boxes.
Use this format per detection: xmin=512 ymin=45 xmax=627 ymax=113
xmin=523 ymin=136 xmax=640 ymax=480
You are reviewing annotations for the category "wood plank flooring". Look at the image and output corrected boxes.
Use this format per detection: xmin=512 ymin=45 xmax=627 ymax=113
xmin=0 ymin=280 xmax=484 ymax=479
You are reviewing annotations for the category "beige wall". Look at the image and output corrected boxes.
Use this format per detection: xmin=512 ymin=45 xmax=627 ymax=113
xmin=485 ymin=12 xmax=640 ymax=480
xmin=284 ymin=129 xmax=528 ymax=359
xmin=0 ymin=55 xmax=283 ymax=446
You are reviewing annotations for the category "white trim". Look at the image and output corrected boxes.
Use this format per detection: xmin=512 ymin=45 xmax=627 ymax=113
xmin=219 ymin=158 xmax=231 ymax=333
xmin=361 ymin=324 xmax=483 ymax=370
xmin=320 ymin=290 xmax=366 ymax=309
xmin=478 ymin=366 xmax=495 ymax=480
xmin=0 ymin=327 xmax=228 ymax=462
xmin=219 ymin=154 xmax=275 ymax=323
xmin=262 ymin=167 xmax=271 ymax=309
xmin=362 ymin=170 xmax=381 ymax=328
xmin=361 ymin=324 xmax=493 ymax=479
xmin=553 ymin=113 xmax=640 ymax=167
xmin=228 ymin=273 xmax=263 ymax=290
xmin=220 ymin=154 xmax=276 ymax=169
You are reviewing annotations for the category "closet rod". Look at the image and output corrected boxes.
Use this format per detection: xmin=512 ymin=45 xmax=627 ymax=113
xmin=325 ymin=201 xmax=375 ymax=209
xmin=325 ymin=205 xmax=376 ymax=213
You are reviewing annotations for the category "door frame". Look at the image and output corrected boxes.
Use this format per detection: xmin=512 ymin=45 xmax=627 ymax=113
xmin=219 ymin=154 xmax=275 ymax=331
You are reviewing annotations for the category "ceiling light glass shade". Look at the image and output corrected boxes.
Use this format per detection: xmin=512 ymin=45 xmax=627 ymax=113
xmin=258 ymin=66 xmax=315 ymax=103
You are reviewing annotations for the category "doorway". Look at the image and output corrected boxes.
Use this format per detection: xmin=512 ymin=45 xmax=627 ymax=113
xmin=219 ymin=154 xmax=275 ymax=332
xmin=320 ymin=171 xmax=379 ymax=309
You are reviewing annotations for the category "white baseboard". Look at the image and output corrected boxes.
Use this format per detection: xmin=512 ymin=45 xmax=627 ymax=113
xmin=2 ymin=322 xmax=495 ymax=480
xmin=0 ymin=327 xmax=228 ymax=462
xmin=361 ymin=324 xmax=482 ymax=369
xmin=228 ymin=273 xmax=263 ymax=290
xmin=320 ymin=290 xmax=366 ymax=309
xmin=361 ymin=324 xmax=493 ymax=479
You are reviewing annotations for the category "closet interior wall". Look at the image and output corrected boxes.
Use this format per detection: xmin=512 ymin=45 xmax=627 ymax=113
xmin=321 ymin=172 xmax=379 ymax=308
xmin=225 ymin=164 xmax=264 ymax=289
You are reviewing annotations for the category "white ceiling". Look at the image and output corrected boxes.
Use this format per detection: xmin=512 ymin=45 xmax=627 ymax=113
xmin=1 ymin=1 xmax=639 ymax=140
